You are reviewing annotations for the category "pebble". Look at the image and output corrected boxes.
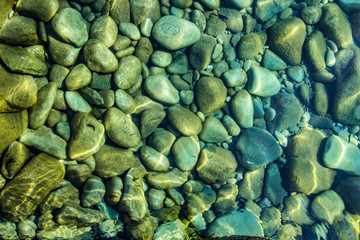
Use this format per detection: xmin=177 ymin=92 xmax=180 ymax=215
xmin=172 ymin=136 xmax=200 ymax=171
xmin=17 ymin=219 xmax=37 ymax=239
xmin=231 ymin=90 xmax=254 ymax=128
xmin=140 ymin=18 xmax=153 ymax=37
xmin=140 ymin=145 xmax=170 ymax=172
xmin=312 ymin=82 xmax=329 ymax=115
xmin=66 ymin=164 xmax=92 ymax=188
xmin=114 ymin=55 xmax=142 ymax=89
xmin=65 ymin=64 xmax=91 ymax=91
xmin=195 ymin=77 xmax=227 ymax=114
xmin=300 ymin=6 xmax=322 ymax=25
xmin=0 ymin=16 xmax=39 ymax=45
xmin=335 ymin=177 xmax=360 ymax=214
xmin=287 ymin=65 xmax=304 ymax=82
xmin=153 ymin=219 xmax=187 ymax=240
xmin=147 ymin=168 xmax=188 ymax=189
xmin=282 ymin=194 xmax=314 ymax=225
xmin=152 ymin=15 xmax=200 ymax=50
xmin=262 ymin=49 xmax=287 ymax=71
xmin=90 ymin=16 xmax=118 ymax=47
xmin=199 ymin=115 xmax=228 ymax=143
xmin=263 ymin=163 xmax=286 ymax=206
xmin=151 ymin=50 xmax=172 ymax=68
xmin=0 ymin=221 xmax=18 ymax=240
xmin=105 ymin=177 xmax=123 ymax=206
xmin=16 ymin=0 xmax=59 ymax=22
xmin=260 ymin=207 xmax=281 ymax=237
xmin=167 ymin=52 xmax=189 ymax=74
xmin=65 ymin=91 xmax=92 ymax=113
xmin=130 ymin=0 xmax=161 ymax=26
xmin=144 ymin=74 xmax=180 ymax=105
xmin=236 ymin=33 xmax=265 ymax=60
xmin=238 ymin=168 xmax=264 ymax=200
xmin=190 ymin=9 xmax=206 ymax=32
xmin=114 ymin=89 xmax=136 ymax=114
xmin=81 ymin=175 xmax=105 ymax=208
xmin=148 ymin=130 xmax=176 ymax=155
xmin=311 ymin=190 xmax=345 ymax=224
xmin=83 ymin=39 xmax=118 ymax=73
xmin=325 ymin=47 xmax=336 ymax=67
xmin=140 ymin=108 xmax=166 ymax=138
xmin=221 ymin=115 xmax=241 ymax=136
xmin=167 ymin=105 xmax=202 ymax=136
xmin=189 ymin=35 xmax=217 ymax=70
xmin=247 ymin=65 xmax=281 ymax=97
xmin=254 ymin=0 xmax=292 ymax=23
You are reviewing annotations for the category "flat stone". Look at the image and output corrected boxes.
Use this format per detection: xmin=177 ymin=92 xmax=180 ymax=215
xmin=0 ymin=16 xmax=39 ymax=45
xmin=148 ymin=188 xmax=166 ymax=210
xmin=254 ymin=0 xmax=293 ymax=22
xmin=68 ymin=113 xmax=105 ymax=160
xmin=90 ymin=16 xmax=118 ymax=48
xmin=147 ymin=168 xmax=188 ymax=189
xmin=65 ymin=91 xmax=92 ymax=113
xmin=79 ymin=87 xmax=104 ymax=106
xmin=236 ymin=127 xmax=280 ymax=170
xmin=199 ymin=116 xmax=228 ymax=143
xmin=319 ymin=3 xmax=353 ymax=49
xmin=189 ymin=35 xmax=217 ymax=70
xmin=172 ymin=136 xmax=200 ymax=171
xmin=263 ymin=163 xmax=286 ymax=206
xmin=262 ymin=49 xmax=287 ymax=71
xmin=29 ymin=82 xmax=57 ymax=129
xmin=196 ymin=145 xmax=237 ymax=184
xmin=152 ymin=15 xmax=200 ymax=51
xmin=0 ymin=153 xmax=65 ymax=222
xmin=312 ymin=82 xmax=329 ymax=115
xmin=54 ymin=205 xmax=104 ymax=227
xmin=140 ymin=146 xmax=170 ymax=172
xmin=247 ymin=65 xmax=280 ymax=97
xmin=167 ymin=105 xmax=202 ymax=136
xmin=231 ymin=90 xmax=254 ymax=129
xmin=236 ymin=33 xmax=265 ymax=60
xmin=190 ymin=9 xmax=206 ymax=32
xmin=300 ymin=6 xmax=322 ymax=25
xmin=80 ymin=175 xmax=105 ymax=208
xmin=20 ymin=125 xmax=67 ymax=159
xmin=130 ymin=0 xmax=161 ymax=25
xmin=109 ymin=0 xmax=130 ymax=24
xmin=16 ymin=0 xmax=59 ymax=22
xmin=48 ymin=35 xmax=81 ymax=67
xmin=287 ymin=65 xmax=304 ymax=82
xmin=311 ymin=190 xmax=345 ymax=224
xmin=335 ymin=177 xmax=360 ymax=214
xmin=65 ymin=64 xmax=91 ymax=91
xmin=267 ymin=17 xmax=306 ymax=65
xmin=323 ymin=135 xmax=360 ymax=176
xmin=205 ymin=15 xmax=226 ymax=37
xmin=51 ymin=8 xmax=89 ymax=47
xmin=0 ymin=0 xmax=15 ymax=29
xmin=148 ymin=130 xmax=176 ymax=155
xmin=238 ymin=168 xmax=264 ymax=201
xmin=153 ymin=219 xmax=187 ymax=240
xmin=282 ymin=194 xmax=314 ymax=225
xmin=114 ymin=55 xmax=142 ymax=89
xmin=104 ymin=107 xmax=141 ymax=148
xmin=304 ymin=30 xmax=326 ymax=72
xmin=195 ymin=77 xmax=227 ymax=114
xmin=140 ymin=108 xmax=166 ymax=138
xmin=83 ymin=39 xmax=118 ymax=73
xmin=282 ymin=129 xmax=337 ymax=195
xmin=144 ymin=75 xmax=179 ymax=105
xmin=105 ymin=177 xmax=123 ymax=206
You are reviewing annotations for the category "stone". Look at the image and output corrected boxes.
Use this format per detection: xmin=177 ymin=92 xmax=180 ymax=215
xmin=287 ymin=65 xmax=304 ymax=82
xmin=260 ymin=207 xmax=281 ymax=237
xmin=0 ymin=16 xmax=39 ymax=45
xmin=16 ymin=0 xmax=59 ymax=22
xmin=114 ymin=55 xmax=142 ymax=89
xmin=267 ymin=17 xmax=306 ymax=65
xmin=214 ymin=183 xmax=238 ymax=215
xmin=196 ymin=145 xmax=237 ymax=184
xmin=335 ymin=177 xmax=360 ymax=214
xmin=147 ymin=168 xmax=188 ymax=189
xmin=66 ymin=164 xmax=92 ymax=188
xmin=221 ymin=115 xmax=241 ymax=137
xmin=104 ymin=107 xmax=141 ymax=148
xmin=79 ymin=87 xmax=104 ymax=106
xmin=0 ymin=0 xmax=15 ymax=29
xmin=195 ymin=77 xmax=227 ymax=114
xmin=55 ymin=205 xmax=104 ymax=227
xmin=231 ymin=90 xmax=253 ymax=129
xmin=90 ymin=16 xmax=118 ymax=47
xmin=0 ymin=65 xmax=37 ymax=112
xmin=198 ymin=0 xmax=220 ymax=9
xmin=199 ymin=116 xmax=228 ymax=143
xmin=167 ymin=105 xmax=202 ymax=136
xmin=65 ymin=64 xmax=91 ymax=91
xmin=134 ymin=37 xmax=153 ymax=64
xmin=254 ymin=0 xmax=293 ymax=22
xmin=218 ymin=7 xmax=243 ymax=33
xmin=144 ymin=75 xmax=179 ymax=105
xmin=20 ymin=126 xmax=67 ymax=159
xmin=51 ymin=8 xmax=88 ymax=47
xmin=172 ymin=136 xmax=200 ymax=171
xmin=185 ymin=185 xmax=216 ymax=217
xmin=263 ymin=163 xmax=286 ymax=206
xmin=311 ymin=190 xmax=345 ymax=224
xmin=153 ymin=220 xmax=187 ymax=240
xmin=0 ymin=221 xmax=18 ymax=240
xmin=190 ymin=9 xmax=206 ymax=32
xmin=0 ymin=44 xmax=48 ymax=76
xmin=308 ymin=115 xmax=334 ymax=129
xmin=117 ymin=166 xmax=148 ymax=220
xmin=339 ymin=0 xmax=360 ymax=12
xmin=109 ymin=0 xmax=130 ymax=24
xmin=17 ymin=219 xmax=37 ymax=240
xmin=238 ymin=168 xmax=264 ymax=201
xmin=46 ymin=108 xmax=61 ymax=127
xmin=304 ymin=30 xmax=326 ymax=72
xmin=140 ymin=146 xmax=170 ymax=172
xmin=65 ymin=91 xmax=92 ymax=113
xmin=119 ymin=22 xmax=140 ymax=40
xmin=105 ymin=177 xmax=123 ymax=206
xmin=300 ymin=6 xmax=322 ymax=25
xmin=282 ymin=194 xmax=314 ymax=225
xmin=167 ymin=52 xmax=188 ymax=74
xmin=152 ymin=15 xmax=200 ymax=51
xmin=207 ymin=210 xmax=264 ymax=237
xmin=247 ymin=65 xmax=280 ymax=97
xmin=48 ymin=35 xmax=81 ymax=67
xmin=222 ymin=68 xmax=247 ymax=88
xmin=228 ymin=0 xmax=252 ymax=8
xmin=1 ymin=141 xmax=33 ymax=179
xmin=56 ymin=121 xmax=71 ymax=141
xmin=140 ymin=108 xmax=166 ymax=138
xmin=36 ymin=225 xmax=92 ymax=239
xmin=236 ymin=33 xmax=265 ymax=60
xmin=81 ymin=175 xmax=105 ymax=208
xmin=0 ymin=153 xmax=65 ymax=222
xmin=319 ymin=3 xmax=353 ymax=49
xmin=151 ymin=50 xmax=172 ymax=68
xmin=130 ymin=0 xmax=161 ymax=25
xmin=351 ymin=12 xmax=360 ymax=43
xmin=68 ymin=113 xmax=105 ymax=160
xmin=148 ymin=188 xmax=166 ymax=210
xmin=262 ymin=49 xmax=287 ymax=71
xmin=91 ymin=72 xmax=112 ymax=90
xmin=323 ymin=135 xmax=360 ymax=176
xmin=171 ymin=0 xmax=193 ymax=8
xmin=83 ymin=39 xmax=118 ymax=73
xmin=148 ymin=130 xmax=176 ymax=155
xmin=205 ymin=15 xmax=226 ymax=37
xmin=271 ymin=92 xmax=304 ymax=132
xmin=189 ymin=35 xmax=217 ymax=70
xmin=282 ymin=129 xmax=337 ymax=195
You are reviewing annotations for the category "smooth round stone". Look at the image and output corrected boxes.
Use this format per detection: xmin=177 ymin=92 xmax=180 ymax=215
xmin=222 ymin=68 xmax=247 ymax=88
xmin=335 ymin=177 xmax=360 ymax=214
xmin=214 ymin=183 xmax=238 ymax=215
xmin=147 ymin=168 xmax=188 ymax=189
xmin=261 ymin=207 xmax=281 ymax=237
xmin=189 ymin=35 xmax=217 ymax=71
xmin=172 ymin=136 xmax=200 ymax=171
xmin=180 ymin=90 xmax=194 ymax=105
xmin=151 ymin=51 xmax=172 ymax=68
xmin=262 ymin=49 xmax=287 ymax=71
xmin=195 ymin=77 xmax=227 ymax=114
xmin=105 ymin=177 xmax=123 ymax=206
xmin=319 ymin=3 xmax=353 ymax=49
xmin=312 ymin=82 xmax=328 ymax=116
xmin=228 ymin=0 xmax=253 ymax=8
xmin=153 ymin=220 xmax=187 ymax=240
xmin=65 ymin=64 xmax=91 ymax=90
xmin=236 ymin=33 xmax=264 ymax=60
xmin=65 ymin=91 xmax=92 ymax=113
xmin=152 ymin=15 xmax=200 ymax=51
xmin=167 ymin=105 xmax=202 ymax=136
xmin=198 ymin=0 xmax=220 ymax=10
xmin=339 ymin=0 xmax=360 ymax=12
xmin=231 ymin=90 xmax=254 ymax=129
xmin=140 ymin=108 xmax=166 ymax=138
xmin=114 ymin=55 xmax=142 ymax=89
xmin=236 ymin=127 xmax=280 ymax=170
xmin=119 ymin=22 xmax=141 ymax=41
xmin=238 ymin=167 xmax=264 ymax=201
xmin=221 ymin=115 xmax=240 ymax=137
xmin=196 ymin=145 xmax=237 ymax=184
xmin=247 ymin=65 xmax=280 ymax=97
xmin=0 ymin=16 xmax=39 ymax=45
xmin=90 ymin=16 xmax=118 ymax=47
xmin=16 ymin=0 xmax=59 ymax=22
xmin=325 ymin=48 xmax=336 ymax=67
xmin=140 ymin=146 xmax=170 ymax=172
xmin=199 ymin=116 xmax=228 ymax=143
xmin=267 ymin=17 xmax=306 ymax=65
xmin=148 ymin=188 xmax=166 ymax=210
xmin=66 ymin=164 xmax=92 ymax=188
xmin=140 ymin=18 xmax=153 ymax=37
xmin=130 ymin=0 xmax=161 ymax=26
xmin=148 ymin=130 xmax=176 ymax=156
xmin=282 ymin=194 xmax=314 ymax=225
xmin=94 ymin=145 xmax=136 ymax=178
xmin=144 ymin=75 xmax=179 ymax=105
xmin=115 ymin=89 xmax=136 ymax=114
xmin=17 ymin=219 xmax=37 ymax=240
xmin=48 ymin=35 xmax=81 ymax=67
xmin=171 ymin=0 xmax=193 ymax=8
xmin=300 ymin=6 xmax=322 ymax=25
xmin=51 ymin=8 xmax=88 ymax=47
xmin=167 ymin=52 xmax=188 ymax=74
xmin=84 ymin=39 xmax=118 ymax=73
xmin=304 ymin=30 xmax=326 ymax=72
xmin=287 ymin=65 xmax=304 ymax=82
xmin=104 ymin=108 xmax=141 ymax=148
xmin=81 ymin=176 xmax=105 ymax=208
xmin=323 ymin=135 xmax=360 ymax=176
xmin=190 ymin=9 xmax=206 ymax=32
xmin=311 ymin=190 xmax=344 ymax=224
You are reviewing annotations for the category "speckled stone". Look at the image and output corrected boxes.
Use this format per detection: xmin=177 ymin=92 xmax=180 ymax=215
xmin=195 ymin=77 xmax=227 ymax=114
xmin=83 ymin=39 xmax=118 ymax=73
xmin=140 ymin=108 xmax=166 ymax=138
xmin=144 ymin=75 xmax=180 ymax=105
xmin=0 ymin=16 xmax=39 ymax=45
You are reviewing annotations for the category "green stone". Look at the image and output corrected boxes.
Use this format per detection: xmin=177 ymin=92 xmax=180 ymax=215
xmin=147 ymin=168 xmax=188 ymax=189
xmin=167 ymin=105 xmax=202 ymax=136
xmin=140 ymin=108 xmax=166 ymax=138
xmin=195 ymin=77 xmax=227 ymax=114
xmin=0 ymin=16 xmax=39 ymax=45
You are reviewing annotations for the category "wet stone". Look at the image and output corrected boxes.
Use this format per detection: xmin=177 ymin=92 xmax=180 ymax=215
xmin=20 ymin=125 xmax=67 ymax=159
xmin=105 ymin=177 xmax=123 ymax=206
xmin=79 ymin=87 xmax=104 ymax=106
xmin=312 ymin=82 xmax=329 ymax=115
xmin=199 ymin=115 xmax=228 ymax=143
xmin=17 ymin=219 xmax=37 ymax=240
xmin=262 ymin=49 xmax=287 ymax=71
xmin=153 ymin=219 xmax=187 ymax=240
xmin=195 ymin=77 xmax=227 ymax=114
xmin=144 ymin=75 xmax=179 ymax=105
xmin=55 ymin=205 xmax=104 ymax=227
xmin=351 ymin=12 xmax=360 ymax=43
xmin=335 ymin=177 xmax=360 ymax=214
xmin=247 ymin=65 xmax=280 ymax=97
xmin=282 ymin=193 xmax=314 ymax=225
xmin=218 ymin=7 xmax=243 ymax=33
xmin=206 ymin=15 xmax=226 ymax=37
xmin=114 ymin=55 xmax=142 ymax=89
xmin=254 ymin=0 xmax=292 ymax=23
xmin=94 ymin=144 xmax=136 ymax=178
xmin=0 ymin=16 xmax=39 ymax=45
xmin=140 ymin=145 xmax=170 ymax=172
xmin=0 ymin=221 xmax=18 ymax=240
xmin=83 ymin=39 xmax=118 ymax=73
xmin=167 ymin=52 xmax=188 ymax=74
xmin=231 ymin=90 xmax=254 ymax=129
xmin=66 ymin=164 xmax=92 ymax=188
xmin=48 ymin=35 xmax=81 ymax=67
xmin=222 ymin=68 xmax=247 ymax=88
xmin=16 ymin=0 xmax=59 ymax=22
xmin=185 ymin=184 xmax=216 ymax=217
xmin=260 ymin=207 xmax=281 ymax=237
xmin=65 ymin=91 xmax=92 ymax=113
xmin=0 ymin=153 xmax=65 ymax=222
xmin=56 ymin=121 xmax=71 ymax=141
xmin=90 ymin=16 xmax=118 ymax=48
xmin=236 ymin=33 xmax=265 ymax=60
xmin=167 ymin=105 xmax=202 ymax=136
xmin=151 ymin=50 xmax=172 ymax=68
xmin=311 ymin=190 xmax=345 ymax=224
xmin=189 ymin=34 xmax=217 ymax=71
xmin=300 ymin=6 xmax=322 ymax=25
xmin=214 ymin=183 xmax=238 ymax=215
xmin=147 ymin=168 xmax=188 ymax=189
xmin=65 ymin=64 xmax=92 ymax=91
xmin=148 ymin=129 xmax=176 ymax=155
xmin=130 ymin=0 xmax=161 ymax=25
xmin=81 ymin=175 xmax=105 ymax=208
xmin=304 ymin=30 xmax=326 ymax=72
xmin=148 ymin=188 xmax=166 ymax=210
xmin=172 ymin=136 xmax=200 ymax=171
xmin=263 ymin=163 xmax=286 ymax=206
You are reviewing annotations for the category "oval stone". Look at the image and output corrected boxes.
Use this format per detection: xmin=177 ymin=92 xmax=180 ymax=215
xmin=195 ymin=77 xmax=227 ymax=114
xmin=247 ymin=65 xmax=281 ymax=97
xmin=140 ymin=146 xmax=170 ymax=172
xmin=152 ymin=15 xmax=200 ymax=51
xmin=144 ymin=75 xmax=179 ymax=105
xmin=83 ymin=39 xmax=118 ymax=73
xmin=172 ymin=136 xmax=200 ymax=171
xmin=167 ymin=105 xmax=202 ymax=136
